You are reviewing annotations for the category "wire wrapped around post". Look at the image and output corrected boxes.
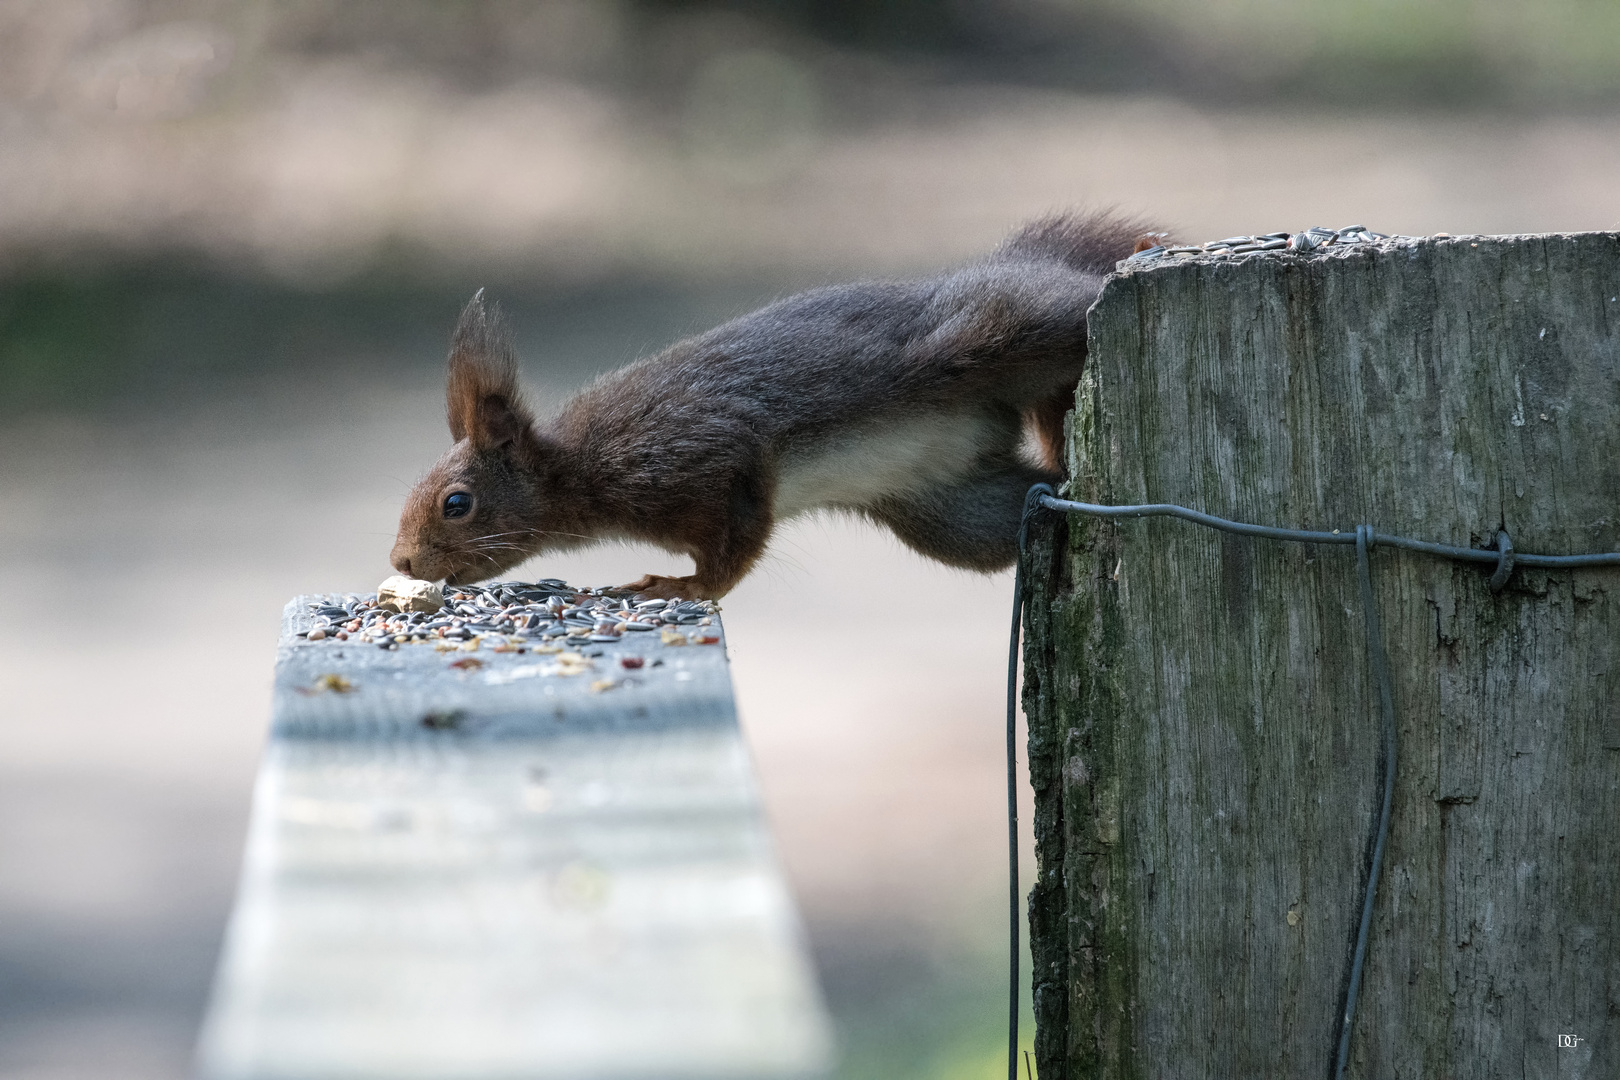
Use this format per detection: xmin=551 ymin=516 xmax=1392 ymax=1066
xmin=1006 ymin=486 xmax=1620 ymax=1079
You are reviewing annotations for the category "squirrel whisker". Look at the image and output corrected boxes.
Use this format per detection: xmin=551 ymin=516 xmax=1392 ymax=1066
xmin=466 ymin=530 xmax=536 ymax=542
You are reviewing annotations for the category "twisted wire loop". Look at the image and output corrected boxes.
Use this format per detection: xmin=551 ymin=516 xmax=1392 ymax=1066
xmin=1489 ymin=531 xmax=1516 ymax=594
xmin=1006 ymin=488 xmax=1620 ymax=1080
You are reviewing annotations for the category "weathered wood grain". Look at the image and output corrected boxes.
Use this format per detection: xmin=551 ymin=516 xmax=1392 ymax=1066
xmin=1026 ymin=233 xmax=1620 ymax=1078
xmin=197 ymin=601 xmax=832 ymax=1080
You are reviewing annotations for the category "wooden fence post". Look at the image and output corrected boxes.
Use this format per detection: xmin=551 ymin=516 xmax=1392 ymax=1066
xmin=1025 ymin=232 xmax=1620 ymax=1078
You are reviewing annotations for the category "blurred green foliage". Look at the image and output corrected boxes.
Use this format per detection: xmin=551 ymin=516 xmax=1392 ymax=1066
xmin=819 ymin=933 xmax=1035 ymax=1080
xmin=725 ymin=0 xmax=1620 ymax=105
xmin=0 ymin=262 xmax=441 ymax=415
xmin=247 ymin=0 xmax=1620 ymax=105
xmin=1072 ymin=0 xmax=1620 ymax=104
xmin=0 ymin=260 xmax=776 ymax=417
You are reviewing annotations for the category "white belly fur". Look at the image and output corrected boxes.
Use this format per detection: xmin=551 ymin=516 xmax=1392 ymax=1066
xmin=772 ymin=412 xmax=994 ymax=519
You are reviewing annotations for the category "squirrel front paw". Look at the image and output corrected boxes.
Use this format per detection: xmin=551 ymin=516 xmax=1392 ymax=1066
xmin=619 ymin=573 xmax=720 ymax=601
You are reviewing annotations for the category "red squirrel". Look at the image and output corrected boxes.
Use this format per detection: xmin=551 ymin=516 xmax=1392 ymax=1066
xmin=390 ymin=212 xmax=1159 ymax=599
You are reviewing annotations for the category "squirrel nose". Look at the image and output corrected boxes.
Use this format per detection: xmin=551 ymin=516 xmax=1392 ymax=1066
xmin=392 ymin=553 xmax=413 ymax=577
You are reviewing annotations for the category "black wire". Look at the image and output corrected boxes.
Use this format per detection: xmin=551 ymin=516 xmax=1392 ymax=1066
xmin=1036 ymin=495 xmax=1620 ymax=569
xmin=1007 ymin=489 xmax=1619 ymax=1078
xmin=1006 ymin=545 xmax=1024 ymax=1080
xmin=1007 ymin=484 xmax=1053 ymax=1080
xmin=1334 ymin=526 xmax=1399 ymax=1079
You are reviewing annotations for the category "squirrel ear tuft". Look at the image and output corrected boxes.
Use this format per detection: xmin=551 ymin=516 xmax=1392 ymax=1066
xmin=446 ymin=291 xmax=534 ymax=450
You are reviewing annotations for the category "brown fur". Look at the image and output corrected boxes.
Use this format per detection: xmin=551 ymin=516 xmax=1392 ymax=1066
xmin=391 ymin=212 xmax=1164 ymax=599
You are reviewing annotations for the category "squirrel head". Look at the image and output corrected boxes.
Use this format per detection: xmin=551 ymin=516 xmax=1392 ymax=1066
xmin=390 ymin=293 xmax=577 ymax=585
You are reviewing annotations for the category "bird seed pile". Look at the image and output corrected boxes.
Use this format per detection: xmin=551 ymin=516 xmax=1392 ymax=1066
xmin=299 ymin=579 xmax=721 ymax=652
xmin=1124 ymin=224 xmax=1433 ymax=264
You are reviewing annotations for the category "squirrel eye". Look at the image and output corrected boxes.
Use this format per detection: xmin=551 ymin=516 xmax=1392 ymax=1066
xmin=442 ymin=492 xmax=472 ymax=519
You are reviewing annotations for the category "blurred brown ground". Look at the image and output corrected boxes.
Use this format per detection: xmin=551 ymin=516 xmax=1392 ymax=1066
xmin=2 ymin=3 xmax=1618 ymax=1078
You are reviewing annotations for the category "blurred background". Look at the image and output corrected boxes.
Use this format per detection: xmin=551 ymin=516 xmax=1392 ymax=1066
xmin=1 ymin=2 xmax=1617 ymax=1078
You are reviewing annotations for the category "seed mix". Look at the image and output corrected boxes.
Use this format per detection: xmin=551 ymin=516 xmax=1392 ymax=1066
xmin=1123 ymin=225 xmax=1449 ymax=265
xmin=298 ymin=580 xmax=721 ymax=651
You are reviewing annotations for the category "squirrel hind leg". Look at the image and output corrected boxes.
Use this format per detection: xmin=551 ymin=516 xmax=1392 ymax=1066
xmin=868 ymin=462 xmax=1058 ymax=572
xmin=1025 ymin=386 xmax=1075 ymax=473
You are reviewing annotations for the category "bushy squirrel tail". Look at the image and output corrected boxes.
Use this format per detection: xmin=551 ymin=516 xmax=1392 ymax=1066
xmin=996 ymin=210 xmax=1167 ymax=274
